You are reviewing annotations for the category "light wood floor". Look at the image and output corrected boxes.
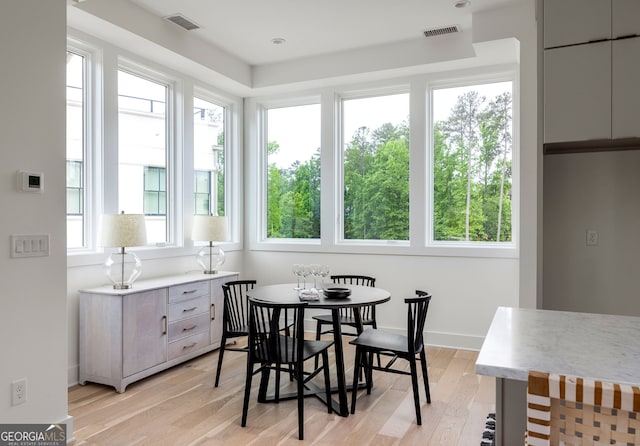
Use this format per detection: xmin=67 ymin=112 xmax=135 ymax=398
xmin=69 ymin=340 xmax=495 ymax=445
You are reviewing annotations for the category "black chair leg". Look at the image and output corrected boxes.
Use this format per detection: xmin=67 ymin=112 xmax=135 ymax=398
xmin=241 ymin=362 xmax=254 ymax=427
xmin=420 ymin=350 xmax=431 ymax=404
xmin=214 ymin=337 xmax=227 ymax=387
xmin=314 ymin=322 xmax=323 ymax=369
xmin=409 ymin=359 xmax=422 ymax=425
xmin=366 ymin=352 xmax=374 ymax=394
xmin=296 ymin=362 xmax=305 ymax=440
xmin=351 ymin=347 xmax=362 ymax=414
xmin=322 ymin=350 xmax=332 ymax=414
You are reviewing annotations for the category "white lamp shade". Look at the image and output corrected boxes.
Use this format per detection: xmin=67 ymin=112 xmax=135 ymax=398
xmin=100 ymin=213 xmax=147 ymax=248
xmin=192 ymin=215 xmax=229 ymax=242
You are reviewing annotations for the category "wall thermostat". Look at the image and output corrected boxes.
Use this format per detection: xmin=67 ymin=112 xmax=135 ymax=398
xmin=18 ymin=171 xmax=43 ymax=193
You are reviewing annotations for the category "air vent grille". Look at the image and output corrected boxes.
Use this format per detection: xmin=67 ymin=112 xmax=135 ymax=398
xmin=165 ymin=14 xmax=200 ymax=31
xmin=423 ymin=25 xmax=460 ymax=38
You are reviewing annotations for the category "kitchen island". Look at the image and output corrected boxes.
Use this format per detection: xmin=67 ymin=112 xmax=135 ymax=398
xmin=475 ymin=306 xmax=640 ymax=445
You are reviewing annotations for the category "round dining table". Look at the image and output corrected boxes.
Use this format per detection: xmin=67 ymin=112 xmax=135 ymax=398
xmin=247 ymin=283 xmax=391 ymax=417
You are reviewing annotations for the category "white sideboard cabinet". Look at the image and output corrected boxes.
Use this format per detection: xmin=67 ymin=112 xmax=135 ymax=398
xmin=79 ymin=271 xmax=238 ymax=392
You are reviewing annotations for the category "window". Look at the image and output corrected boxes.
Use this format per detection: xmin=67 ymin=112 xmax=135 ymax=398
xmin=265 ymin=102 xmax=321 ymax=239
xmin=431 ymin=81 xmax=513 ymax=243
xmin=341 ymin=93 xmax=410 ymax=241
xmin=118 ymin=69 xmax=170 ymax=245
xmin=194 ymin=96 xmax=225 ymax=216
xmin=66 ymin=51 xmax=86 ymax=249
xmin=143 ymin=166 xmax=166 ymax=215
xmin=66 ymin=161 xmax=83 ymax=215
xmin=194 ymin=170 xmax=211 ymax=215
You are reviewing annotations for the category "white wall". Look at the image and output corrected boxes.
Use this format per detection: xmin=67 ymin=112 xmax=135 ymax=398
xmin=0 ymin=0 xmax=69 ymax=426
xmin=544 ymin=151 xmax=640 ymax=315
xmin=243 ymin=252 xmax=519 ymax=349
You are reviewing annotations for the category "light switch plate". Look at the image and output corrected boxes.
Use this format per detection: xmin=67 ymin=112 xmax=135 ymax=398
xmin=10 ymin=235 xmax=50 ymax=258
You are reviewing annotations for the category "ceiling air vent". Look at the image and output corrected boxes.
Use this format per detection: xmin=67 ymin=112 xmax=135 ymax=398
xmin=164 ymin=14 xmax=200 ymax=31
xmin=423 ymin=25 xmax=460 ymax=38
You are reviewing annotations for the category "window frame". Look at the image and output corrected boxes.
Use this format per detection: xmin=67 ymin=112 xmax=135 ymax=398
xmin=426 ymin=73 xmax=518 ymax=252
xmin=249 ymin=71 xmax=518 ymax=259
xmin=117 ymin=60 xmax=177 ymax=247
xmin=66 ymin=40 xmax=97 ymax=253
xmin=336 ymin=87 xmax=411 ymax=247
xmin=257 ymin=96 xmax=323 ymax=247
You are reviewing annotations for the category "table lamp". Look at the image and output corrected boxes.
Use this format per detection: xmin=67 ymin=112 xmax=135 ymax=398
xmin=100 ymin=211 xmax=147 ymax=289
xmin=192 ymin=215 xmax=228 ymax=274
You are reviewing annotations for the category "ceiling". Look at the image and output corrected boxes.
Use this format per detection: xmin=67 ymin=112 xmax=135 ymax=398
xmin=127 ymin=0 xmax=522 ymax=66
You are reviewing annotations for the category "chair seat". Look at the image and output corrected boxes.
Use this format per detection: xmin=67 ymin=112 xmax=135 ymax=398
xmin=312 ymin=313 xmax=374 ymax=326
xmin=255 ymin=336 xmax=334 ymax=363
xmin=349 ymin=329 xmax=411 ymax=355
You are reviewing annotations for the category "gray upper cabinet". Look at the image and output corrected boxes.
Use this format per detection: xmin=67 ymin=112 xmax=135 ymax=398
xmin=544 ymin=41 xmax=611 ymax=143
xmin=613 ymin=0 xmax=640 ymax=38
xmin=544 ymin=0 xmax=611 ymax=49
xmin=544 ymin=0 xmax=640 ymax=145
xmin=612 ymin=37 xmax=640 ymax=138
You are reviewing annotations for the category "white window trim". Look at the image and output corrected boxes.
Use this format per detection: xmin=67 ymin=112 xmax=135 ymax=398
xmin=249 ymin=69 xmax=519 ymax=259
xmin=66 ymin=31 xmax=243 ymax=267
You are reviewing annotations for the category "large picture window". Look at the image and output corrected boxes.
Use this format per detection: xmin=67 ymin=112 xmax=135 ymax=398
xmin=431 ymin=81 xmax=513 ymax=243
xmin=66 ymin=51 xmax=86 ymax=249
xmin=118 ymin=69 xmax=170 ymax=245
xmin=341 ymin=93 xmax=410 ymax=241
xmin=265 ymin=102 xmax=321 ymax=239
xmin=194 ymin=96 xmax=225 ymax=216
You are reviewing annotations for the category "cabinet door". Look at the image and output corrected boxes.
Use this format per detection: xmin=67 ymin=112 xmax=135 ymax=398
xmin=544 ymin=41 xmax=611 ymax=143
xmin=209 ymin=278 xmax=225 ymax=346
xmin=123 ymin=289 xmax=168 ymax=377
xmin=544 ymin=0 xmax=611 ymax=48
xmin=612 ymin=37 xmax=640 ymax=138
xmin=613 ymin=0 xmax=640 ymax=38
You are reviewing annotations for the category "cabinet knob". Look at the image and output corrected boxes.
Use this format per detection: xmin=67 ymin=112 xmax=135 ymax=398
xmin=161 ymin=315 xmax=167 ymax=335
xmin=211 ymin=303 xmax=215 ymax=320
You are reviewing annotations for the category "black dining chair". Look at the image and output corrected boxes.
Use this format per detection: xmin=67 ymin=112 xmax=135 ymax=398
xmin=349 ymin=290 xmax=432 ymax=425
xmin=241 ymin=298 xmax=334 ymax=441
xmin=214 ymin=280 xmax=256 ymax=387
xmin=313 ymin=275 xmax=377 ymax=336
xmin=312 ymin=274 xmax=377 ymax=367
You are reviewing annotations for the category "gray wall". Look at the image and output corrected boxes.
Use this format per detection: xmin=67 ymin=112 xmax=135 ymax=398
xmin=0 ymin=0 xmax=69 ymax=426
xmin=544 ymin=150 xmax=640 ymax=315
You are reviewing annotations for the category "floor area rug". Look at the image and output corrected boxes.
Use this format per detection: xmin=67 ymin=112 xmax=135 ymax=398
xmin=480 ymin=413 xmax=496 ymax=446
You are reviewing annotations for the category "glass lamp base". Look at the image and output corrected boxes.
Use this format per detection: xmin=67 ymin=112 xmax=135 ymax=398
xmin=105 ymin=249 xmax=142 ymax=289
xmin=196 ymin=244 xmax=225 ymax=274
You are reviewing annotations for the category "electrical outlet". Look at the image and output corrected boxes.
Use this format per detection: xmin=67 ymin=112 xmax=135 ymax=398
xmin=586 ymin=229 xmax=599 ymax=246
xmin=11 ymin=378 xmax=27 ymax=406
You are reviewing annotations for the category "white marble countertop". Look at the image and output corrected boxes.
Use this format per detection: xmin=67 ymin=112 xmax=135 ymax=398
xmin=79 ymin=270 xmax=239 ymax=295
xmin=475 ymin=306 xmax=640 ymax=385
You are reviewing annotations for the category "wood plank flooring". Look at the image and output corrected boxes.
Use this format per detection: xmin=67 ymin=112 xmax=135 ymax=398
xmin=69 ymin=340 xmax=495 ymax=445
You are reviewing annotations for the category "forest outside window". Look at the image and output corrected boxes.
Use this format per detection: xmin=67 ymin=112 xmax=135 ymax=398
xmin=265 ymin=102 xmax=321 ymax=240
xmin=341 ymin=92 xmax=410 ymax=242
xmin=431 ymin=81 xmax=513 ymax=244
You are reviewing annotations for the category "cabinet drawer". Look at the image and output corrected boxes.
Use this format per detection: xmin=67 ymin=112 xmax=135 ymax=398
xmin=168 ymin=331 xmax=209 ymax=361
xmin=168 ymin=281 xmax=209 ymax=303
xmin=168 ymin=313 xmax=210 ymax=342
xmin=168 ymin=295 xmax=209 ymax=322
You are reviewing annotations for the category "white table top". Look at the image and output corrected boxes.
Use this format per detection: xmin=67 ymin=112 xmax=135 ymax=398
xmin=475 ymin=306 xmax=640 ymax=385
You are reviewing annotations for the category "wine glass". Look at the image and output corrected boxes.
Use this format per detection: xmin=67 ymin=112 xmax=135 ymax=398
xmin=300 ymin=265 xmax=310 ymax=290
xmin=318 ymin=264 xmax=330 ymax=289
xmin=308 ymin=264 xmax=320 ymax=290
xmin=292 ymin=264 xmax=303 ymax=290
